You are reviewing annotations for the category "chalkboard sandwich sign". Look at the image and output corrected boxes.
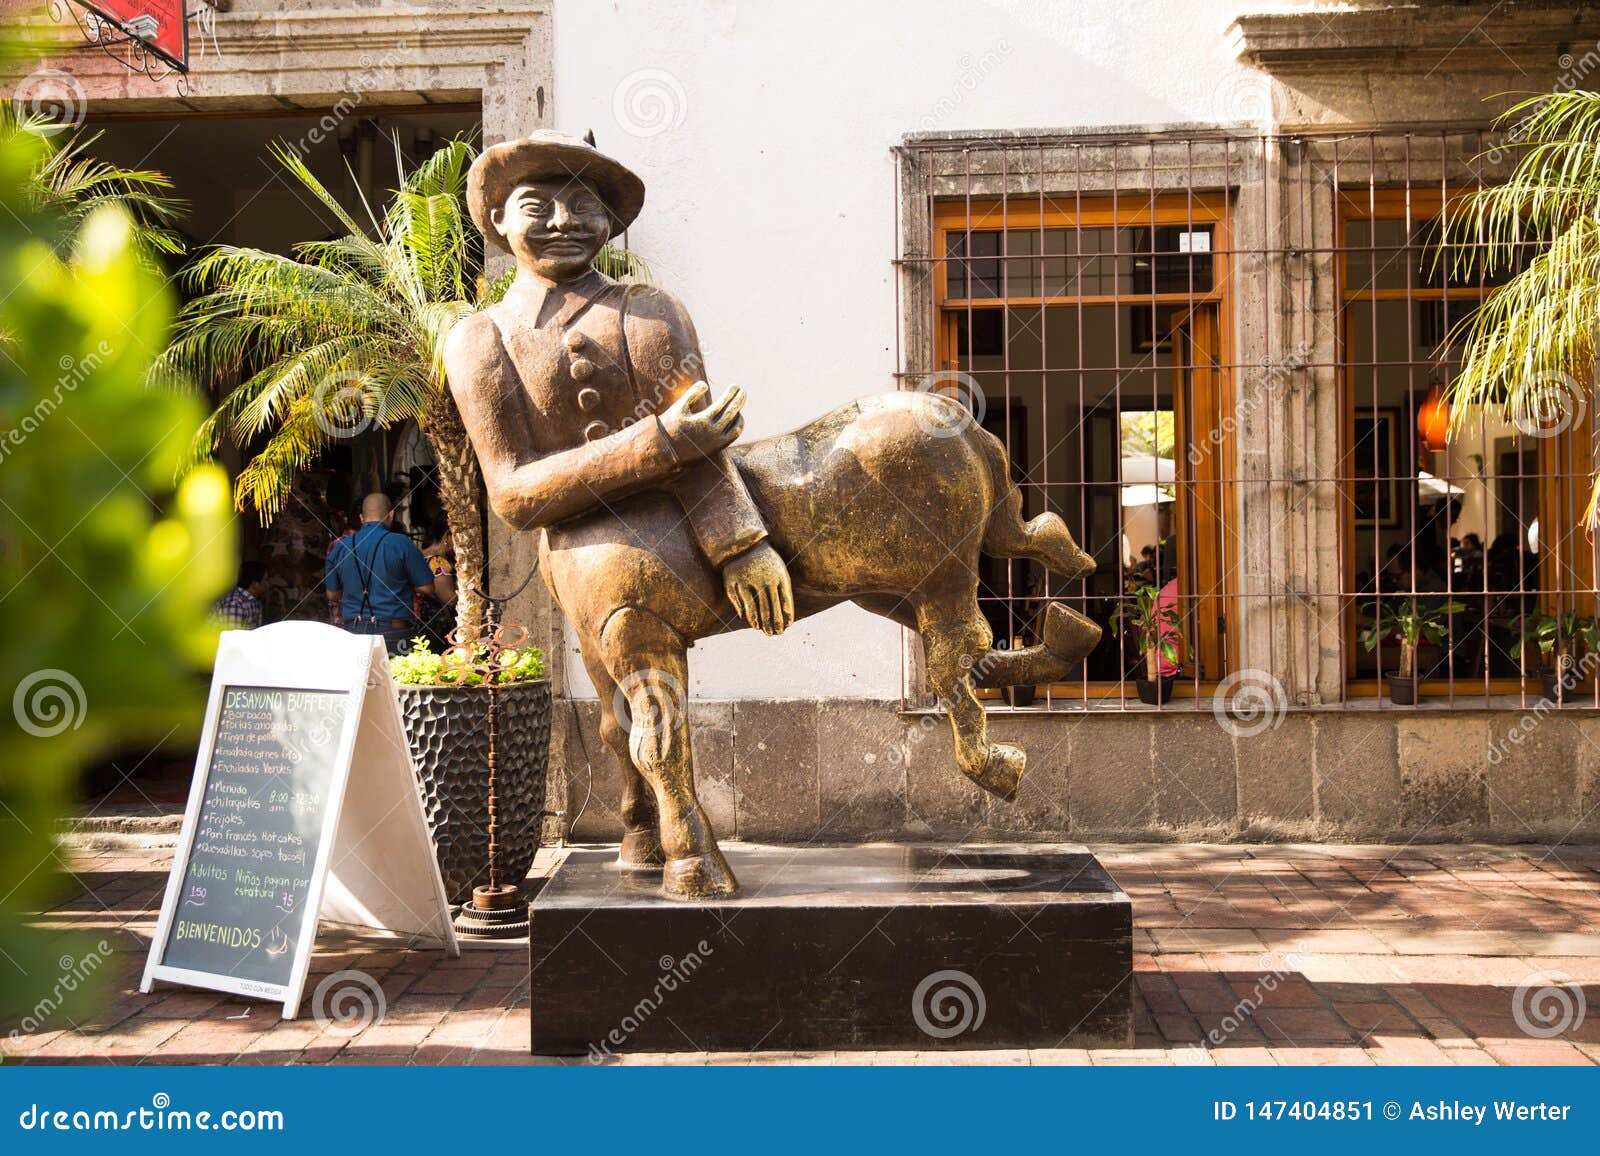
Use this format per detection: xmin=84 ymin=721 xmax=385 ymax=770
xmin=142 ymin=621 xmax=458 ymax=1017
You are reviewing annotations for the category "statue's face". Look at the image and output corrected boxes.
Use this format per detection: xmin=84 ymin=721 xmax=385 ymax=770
xmin=492 ymin=177 xmax=611 ymax=281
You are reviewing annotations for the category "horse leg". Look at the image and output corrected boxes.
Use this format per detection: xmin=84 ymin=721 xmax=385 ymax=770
xmin=969 ymin=602 xmax=1103 ymax=689
xmin=982 ymin=483 xmax=1097 ymax=582
xmin=915 ymin=590 xmax=1026 ymax=803
xmin=599 ymin=606 xmax=738 ymax=898
xmin=970 ymin=484 xmax=1103 ymax=687
xmin=577 ymin=642 xmax=665 ymax=873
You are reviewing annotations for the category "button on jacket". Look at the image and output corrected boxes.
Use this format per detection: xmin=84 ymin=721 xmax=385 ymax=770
xmin=455 ymin=268 xmax=768 ymax=568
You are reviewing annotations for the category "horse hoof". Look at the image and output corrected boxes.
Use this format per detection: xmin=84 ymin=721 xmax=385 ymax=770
xmin=967 ymin=743 xmax=1026 ymax=803
xmin=1043 ymin=601 xmax=1103 ymax=663
xmin=663 ymin=849 xmax=740 ymax=898
xmin=617 ymin=828 xmax=666 ymax=873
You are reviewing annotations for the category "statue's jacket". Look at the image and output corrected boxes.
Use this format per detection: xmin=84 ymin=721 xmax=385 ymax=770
xmin=445 ymin=269 xmax=769 ymax=570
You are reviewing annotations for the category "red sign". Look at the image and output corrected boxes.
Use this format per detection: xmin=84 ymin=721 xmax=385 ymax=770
xmin=77 ymin=1 xmax=189 ymax=73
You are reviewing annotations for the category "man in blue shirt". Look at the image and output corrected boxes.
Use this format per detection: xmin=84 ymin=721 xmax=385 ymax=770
xmin=326 ymin=493 xmax=449 ymax=653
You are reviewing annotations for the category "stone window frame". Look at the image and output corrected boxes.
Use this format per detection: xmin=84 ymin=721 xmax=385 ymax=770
xmin=894 ymin=125 xmax=1595 ymax=715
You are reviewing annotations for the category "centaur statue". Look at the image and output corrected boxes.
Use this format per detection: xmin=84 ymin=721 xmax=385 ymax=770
xmin=445 ymin=132 xmax=1101 ymax=898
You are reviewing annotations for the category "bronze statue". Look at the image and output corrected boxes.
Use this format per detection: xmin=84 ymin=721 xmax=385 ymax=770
xmin=445 ymin=131 xmax=1102 ymax=898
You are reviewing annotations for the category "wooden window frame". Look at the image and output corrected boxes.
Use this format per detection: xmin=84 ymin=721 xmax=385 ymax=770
xmin=933 ymin=193 xmax=1238 ymax=700
xmin=1337 ymin=186 xmax=1596 ymax=698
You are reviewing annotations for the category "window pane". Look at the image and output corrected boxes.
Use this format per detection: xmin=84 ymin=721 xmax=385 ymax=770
xmin=954 ymin=298 xmax=1209 ymax=685
xmin=1345 ymin=300 xmax=1578 ymax=682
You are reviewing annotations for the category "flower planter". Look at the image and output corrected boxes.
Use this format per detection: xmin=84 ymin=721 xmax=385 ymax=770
xmin=1135 ymin=675 xmax=1177 ymax=706
xmin=1004 ymin=684 xmax=1037 ymax=708
xmin=396 ymin=679 xmax=552 ymax=904
xmin=1385 ymin=671 xmax=1418 ymax=706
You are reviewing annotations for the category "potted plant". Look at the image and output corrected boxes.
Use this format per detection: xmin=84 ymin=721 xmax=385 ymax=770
xmin=390 ymin=636 xmax=551 ymax=905
xmin=1112 ymin=582 xmax=1182 ymax=705
xmin=1518 ymin=611 xmax=1597 ymax=703
xmin=1359 ymin=596 xmax=1463 ymax=705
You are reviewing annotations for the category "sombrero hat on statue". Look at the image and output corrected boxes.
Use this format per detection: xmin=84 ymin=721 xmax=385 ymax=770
xmin=467 ymin=129 xmax=646 ymax=250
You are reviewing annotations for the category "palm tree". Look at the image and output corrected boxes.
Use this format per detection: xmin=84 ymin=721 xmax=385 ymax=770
xmin=1441 ymin=90 xmax=1600 ymax=523
xmin=156 ymin=135 xmax=648 ymax=629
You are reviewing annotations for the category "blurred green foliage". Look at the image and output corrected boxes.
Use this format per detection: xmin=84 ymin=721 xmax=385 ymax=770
xmin=0 ymin=121 xmax=233 ymax=1034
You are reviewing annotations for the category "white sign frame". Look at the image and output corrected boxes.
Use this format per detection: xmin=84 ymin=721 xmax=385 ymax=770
xmin=141 ymin=621 xmax=458 ymax=1018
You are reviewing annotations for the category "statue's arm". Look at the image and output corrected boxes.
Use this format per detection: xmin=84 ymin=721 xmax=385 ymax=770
xmin=444 ymin=313 xmax=683 ymax=530
xmin=623 ymin=287 xmax=770 ymax=566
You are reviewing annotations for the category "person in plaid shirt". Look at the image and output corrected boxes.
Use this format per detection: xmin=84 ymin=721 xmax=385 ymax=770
xmin=213 ymin=561 xmax=269 ymax=630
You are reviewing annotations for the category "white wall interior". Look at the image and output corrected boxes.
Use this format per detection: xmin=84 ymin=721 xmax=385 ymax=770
xmin=551 ymin=0 xmax=1304 ymax=698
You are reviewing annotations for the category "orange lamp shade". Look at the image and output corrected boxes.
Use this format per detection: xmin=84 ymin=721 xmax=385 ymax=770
xmin=1418 ymin=383 xmax=1450 ymax=452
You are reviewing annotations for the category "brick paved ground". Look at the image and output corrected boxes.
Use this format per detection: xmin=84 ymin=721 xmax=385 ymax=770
xmin=4 ymin=839 xmax=1598 ymax=1065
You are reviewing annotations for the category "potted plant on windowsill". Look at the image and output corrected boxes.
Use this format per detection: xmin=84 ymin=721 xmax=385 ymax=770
xmin=1112 ymin=582 xmax=1182 ymax=706
xmin=1519 ymin=611 xmax=1598 ymax=704
xmin=1359 ymin=596 xmax=1463 ymax=706
xmin=390 ymin=636 xmax=551 ymax=905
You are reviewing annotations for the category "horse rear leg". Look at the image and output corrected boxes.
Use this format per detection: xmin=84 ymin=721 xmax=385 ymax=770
xmin=577 ymin=642 xmax=665 ymax=873
xmin=971 ymin=484 xmax=1103 ymax=686
xmin=982 ymin=484 xmax=1096 ymax=582
xmin=916 ymin=593 xmax=1026 ymax=803
xmin=599 ymin=607 xmax=738 ymax=898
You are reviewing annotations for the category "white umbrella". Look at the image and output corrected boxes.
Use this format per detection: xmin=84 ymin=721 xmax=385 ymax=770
xmin=1121 ymin=454 xmax=1176 ymax=485
xmin=1121 ymin=483 xmax=1175 ymax=507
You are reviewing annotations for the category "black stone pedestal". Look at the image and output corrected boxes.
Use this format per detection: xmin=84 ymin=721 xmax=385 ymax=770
xmin=529 ymin=843 xmax=1132 ymax=1055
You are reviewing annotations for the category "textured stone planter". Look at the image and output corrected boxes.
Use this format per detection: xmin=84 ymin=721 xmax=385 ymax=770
xmin=396 ymin=680 xmax=552 ymax=904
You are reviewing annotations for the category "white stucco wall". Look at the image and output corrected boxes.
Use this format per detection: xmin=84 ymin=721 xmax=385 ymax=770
xmin=551 ymin=0 xmax=1306 ymax=699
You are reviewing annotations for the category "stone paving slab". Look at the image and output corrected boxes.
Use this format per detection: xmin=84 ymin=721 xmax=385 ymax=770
xmin=2 ymin=842 xmax=1596 ymax=1066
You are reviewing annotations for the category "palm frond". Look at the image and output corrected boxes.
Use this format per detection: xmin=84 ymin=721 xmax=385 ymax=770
xmin=1440 ymin=91 xmax=1600 ymax=278
xmin=1441 ymin=89 xmax=1600 ymax=525
xmin=0 ymin=108 xmax=185 ymax=262
xmin=268 ymin=140 xmax=373 ymax=241
xmin=177 ymin=132 xmax=651 ymax=526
